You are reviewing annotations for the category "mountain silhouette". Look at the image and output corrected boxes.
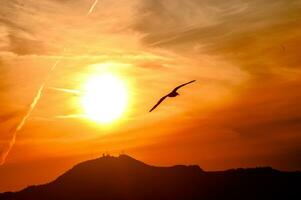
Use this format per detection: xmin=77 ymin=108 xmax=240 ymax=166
xmin=0 ymin=155 xmax=300 ymax=200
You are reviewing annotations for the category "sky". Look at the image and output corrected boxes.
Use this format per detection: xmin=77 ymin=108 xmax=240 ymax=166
xmin=1 ymin=0 xmax=301 ymax=192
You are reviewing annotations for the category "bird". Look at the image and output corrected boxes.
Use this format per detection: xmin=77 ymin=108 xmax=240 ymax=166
xmin=149 ymin=80 xmax=196 ymax=112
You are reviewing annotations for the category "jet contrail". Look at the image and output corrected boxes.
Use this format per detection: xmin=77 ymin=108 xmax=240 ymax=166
xmin=0 ymin=0 xmax=99 ymax=166
xmin=48 ymin=87 xmax=83 ymax=95
xmin=54 ymin=114 xmax=86 ymax=119
xmin=87 ymin=0 xmax=99 ymax=16
xmin=0 ymin=57 xmax=63 ymax=165
xmin=32 ymin=114 xmax=87 ymax=121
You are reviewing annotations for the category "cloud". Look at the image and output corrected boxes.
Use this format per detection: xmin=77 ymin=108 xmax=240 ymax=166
xmin=135 ymin=0 xmax=301 ymax=76
xmin=1 ymin=0 xmax=301 ymax=190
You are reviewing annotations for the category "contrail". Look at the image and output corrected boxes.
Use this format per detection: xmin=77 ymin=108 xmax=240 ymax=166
xmin=0 ymin=57 xmax=63 ymax=165
xmin=87 ymin=0 xmax=99 ymax=16
xmin=32 ymin=114 xmax=87 ymax=121
xmin=0 ymin=0 xmax=99 ymax=166
xmin=48 ymin=87 xmax=83 ymax=95
xmin=33 ymin=115 xmax=86 ymax=120
xmin=54 ymin=114 xmax=86 ymax=119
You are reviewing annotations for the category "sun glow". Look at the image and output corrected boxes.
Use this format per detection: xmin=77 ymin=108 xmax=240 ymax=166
xmin=82 ymin=74 xmax=128 ymax=123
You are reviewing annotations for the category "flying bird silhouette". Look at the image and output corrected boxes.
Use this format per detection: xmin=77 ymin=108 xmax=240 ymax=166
xmin=149 ymin=80 xmax=196 ymax=112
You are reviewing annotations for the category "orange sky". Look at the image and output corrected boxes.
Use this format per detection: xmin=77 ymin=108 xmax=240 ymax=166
xmin=1 ymin=0 xmax=301 ymax=192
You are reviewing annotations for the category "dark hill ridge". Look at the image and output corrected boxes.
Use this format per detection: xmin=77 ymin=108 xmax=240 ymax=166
xmin=0 ymin=155 xmax=300 ymax=200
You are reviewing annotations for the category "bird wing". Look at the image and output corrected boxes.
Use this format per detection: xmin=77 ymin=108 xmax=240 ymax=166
xmin=149 ymin=95 xmax=168 ymax=112
xmin=172 ymin=80 xmax=196 ymax=92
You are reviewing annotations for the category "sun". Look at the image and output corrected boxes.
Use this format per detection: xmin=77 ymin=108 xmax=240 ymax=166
xmin=81 ymin=74 xmax=128 ymax=124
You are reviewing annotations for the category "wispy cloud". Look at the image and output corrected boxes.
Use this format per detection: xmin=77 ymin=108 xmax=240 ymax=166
xmin=0 ymin=0 xmax=301 ymax=191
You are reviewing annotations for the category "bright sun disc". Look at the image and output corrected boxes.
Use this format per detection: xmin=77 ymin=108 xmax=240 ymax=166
xmin=82 ymin=74 xmax=128 ymax=123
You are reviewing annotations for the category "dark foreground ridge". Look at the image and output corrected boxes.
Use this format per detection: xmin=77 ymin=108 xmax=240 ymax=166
xmin=0 ymin=155 xmax=300 ymax=200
